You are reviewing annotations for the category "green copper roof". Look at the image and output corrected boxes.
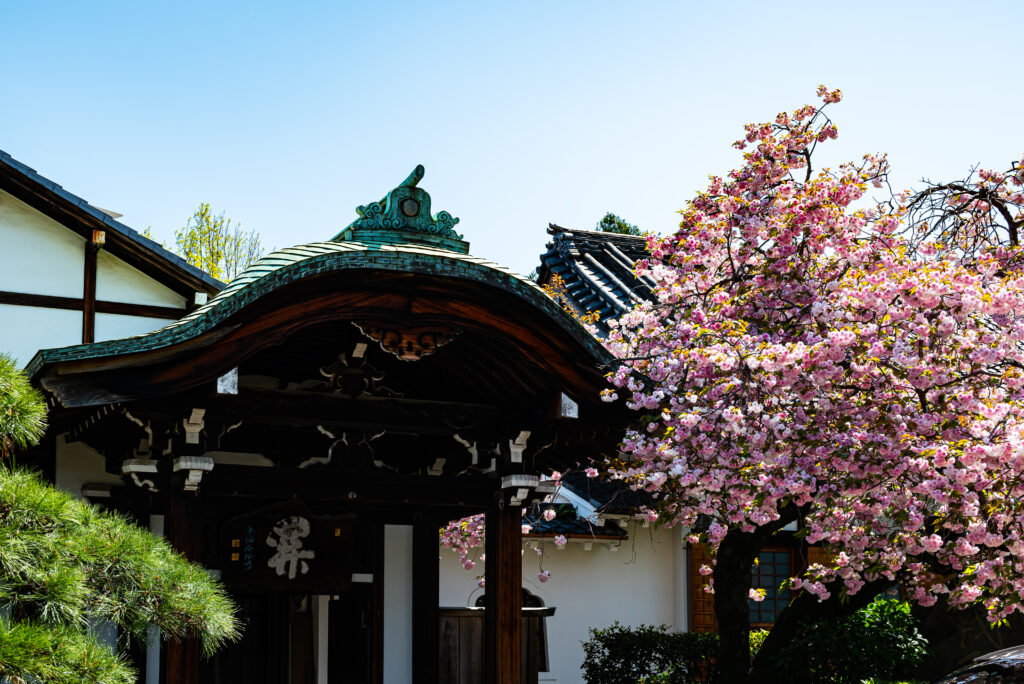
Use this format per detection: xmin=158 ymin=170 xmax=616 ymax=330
xmin=27 ymin=167 xmax=613 ymax=379
xmin=26 ymin=240 xmax=613 ymax=379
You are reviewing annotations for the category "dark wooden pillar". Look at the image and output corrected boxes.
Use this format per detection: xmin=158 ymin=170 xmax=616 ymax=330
xmin=485 ymin=491 xmax=521 ymax=684
xmin=412 ymin=516 xmax=440 ymax=684
xmin=166 ymin=493 xmax=200 ymax=684
xmin=82 ymin=230 xmax=103 ymax=344
xmin=82 ymin=243 xmax=97 ymax=343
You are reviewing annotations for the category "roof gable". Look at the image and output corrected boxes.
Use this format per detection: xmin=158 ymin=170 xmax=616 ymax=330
xmin=0 ymin=149 xmax=224 ymax=298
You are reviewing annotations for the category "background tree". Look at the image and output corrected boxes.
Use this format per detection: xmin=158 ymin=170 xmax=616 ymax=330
xmin=605 ymin=87 xmax=1024 ymax=681
xmin=0 ymin=355 xmax=239 ymax=683
xmin=904 ymin=161 xmax=1024 ymax=266
xmin=595 ymin=212 xmax=642 ymax=236
xmin=175 ymin=203 xmax=264 ymax=281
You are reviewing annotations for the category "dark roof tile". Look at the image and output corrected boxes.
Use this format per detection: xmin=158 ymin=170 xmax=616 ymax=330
xmin=560 ymin=471 xmax=656 ymax=515
xmin=524 ymin=503 xmax=626 ymax=539
xmin=537 ymin=224 xmax=655 ymax=331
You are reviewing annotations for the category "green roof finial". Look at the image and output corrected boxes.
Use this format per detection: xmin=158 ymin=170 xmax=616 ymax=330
xmin=332 ymin=165 xmax=467 ymax=253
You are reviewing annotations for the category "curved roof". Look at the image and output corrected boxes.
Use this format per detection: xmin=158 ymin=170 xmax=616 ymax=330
xmin=538 ymin=224 xmax=655 ymax=328
xmin=27 ymin=239 xmax=613 ymax=381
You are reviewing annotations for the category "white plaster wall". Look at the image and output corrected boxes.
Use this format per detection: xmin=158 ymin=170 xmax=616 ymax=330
xmin=55 ymin=436 xmax=123 ymax=498
xmin=0 ymin=189 xmax=85 ymax=297
xmin=0 ymin=304 xmax=81 ymax=367
xmin=0 ymin=187 xmax=186 ymax=366
xmin=384 ymin=525 xmax=414 ymax=684
xmin=95 ymin=313 xmax=177 ymax=343
xmin=438 ymin=526 xmax=680 ymax=684
xmin=96 ymin=250 xmax=186 ymax=307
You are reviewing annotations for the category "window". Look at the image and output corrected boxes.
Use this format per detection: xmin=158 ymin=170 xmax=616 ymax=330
xmin=749 ymin=549 xmax=792 ymax=626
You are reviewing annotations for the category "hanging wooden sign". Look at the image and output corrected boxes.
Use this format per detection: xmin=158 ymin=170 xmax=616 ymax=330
xmin=219 ymin=504 xmax=357 ymax=592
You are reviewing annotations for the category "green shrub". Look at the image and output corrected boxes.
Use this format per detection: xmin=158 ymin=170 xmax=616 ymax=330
xmin=580 ymin=622 xmax=765 ymax=684
xmin=763 ymin=598 xmax=929 ymax=683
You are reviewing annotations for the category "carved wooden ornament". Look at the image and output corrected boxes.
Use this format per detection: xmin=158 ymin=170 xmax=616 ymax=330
xmin=352 ymin=320 xmax=461 ymax=361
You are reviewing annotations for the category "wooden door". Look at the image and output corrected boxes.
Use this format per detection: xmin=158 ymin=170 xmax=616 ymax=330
xmin=327 ymin=585 xmax=375 ymax=684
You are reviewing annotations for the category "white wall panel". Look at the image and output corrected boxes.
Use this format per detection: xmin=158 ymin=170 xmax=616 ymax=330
xmin=55 ymin=437 xmax=124 ymax=497
xmin=0 ymin=304 xmax=81 ymax=367
xmin=96 ymin=250 xmax=186 ymax=307
xmin=0 ymin=190 xmax=84 ymax=297
xmin=439 ymin=525 xmax=679 ymax=684
xmin=384 ymin=525 xmax=414 ymax=684
xmin=94 ymin=313 xmax=176 ymax=343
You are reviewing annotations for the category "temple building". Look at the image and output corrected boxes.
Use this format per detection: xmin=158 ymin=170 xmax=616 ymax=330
xmin=2 ymin=151 xmax=763 ymax=683
xmin=11 ymin=160 xmax=640 ymax=683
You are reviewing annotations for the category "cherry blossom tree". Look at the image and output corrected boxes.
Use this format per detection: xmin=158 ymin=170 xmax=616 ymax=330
xmin=603 ymin=86 xmax=1024 ymax=681
xmin=439 ymin=474 xmax=579 ymax=587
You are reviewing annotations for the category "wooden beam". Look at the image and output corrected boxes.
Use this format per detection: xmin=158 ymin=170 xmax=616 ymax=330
xmin=83 ymin=242 xmax=98 ymax=343
xmin=201 ymin=465 xmax=497 ymax=510
xmin=485 ymin=492 xmax=522 ymax=684
xmin=0 ymin=290 xmax=186 ymax=320
xmin=36 ymin=279 xmax=612 ymax=409
xmin=412 ymin=517 xmax=441 ymax=684
xmin=205 ymin=389 xmax=501 ymax=436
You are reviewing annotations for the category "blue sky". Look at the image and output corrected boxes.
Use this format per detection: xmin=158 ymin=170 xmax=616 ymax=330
xmin=4 ymin=1 xmax=1022 ymax=274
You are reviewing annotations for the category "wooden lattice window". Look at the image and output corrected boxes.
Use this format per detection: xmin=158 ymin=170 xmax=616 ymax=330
xmin=749 ymin=549 xmax=792 ymax=628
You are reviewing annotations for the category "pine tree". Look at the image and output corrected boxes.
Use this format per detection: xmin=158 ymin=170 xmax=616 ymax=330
xmin=594 ymin=212 xmax=642 ymax=236
xmin=0 ymin=355 xmax=239 ymax=683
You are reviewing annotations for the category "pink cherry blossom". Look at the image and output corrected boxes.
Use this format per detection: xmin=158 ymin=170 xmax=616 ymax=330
xmin=605 ymin=86 xmax=1024 ymax=623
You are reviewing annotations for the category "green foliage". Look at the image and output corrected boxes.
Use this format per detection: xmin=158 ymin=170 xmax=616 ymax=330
xmin=0 ymin=618 xmax=134 ymax=684
xmin=580 ymin=622 xmax=765 ymax=684
xmin=763 ymin=599 xmax=929 ymax=683
xmin=0 ymin=355 xmax=46 ymax=459
xmin=582 ymin=603 xmax=926 ymax=684
xmin=595 ymin=212 xmax=642 ymax=236
xmin=747 ymin=627 xmax=768 ymax=655
xmin=0 ymin=356 xmax=240 ymax=682
xmin=175 ymin=203 xmax=264 ymax=281
xmin=0 ymin=468 xmax=241 ymax=682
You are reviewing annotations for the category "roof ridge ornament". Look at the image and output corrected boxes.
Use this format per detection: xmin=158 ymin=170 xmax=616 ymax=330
xmin=332 ymin=165 xmax=468 ymax=254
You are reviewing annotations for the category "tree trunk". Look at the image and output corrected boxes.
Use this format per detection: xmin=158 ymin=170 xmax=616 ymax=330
xmin=712 ymin=507 xmax=800 ymax=683
xmin=747 ymin=578 xmax=891 ymax=684
xmin=712 ymin=530 xmax=759 ymax=683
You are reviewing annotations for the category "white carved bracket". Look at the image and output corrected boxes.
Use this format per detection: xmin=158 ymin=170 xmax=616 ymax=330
xmin=122 ymin=458 xmax=159 ymax=492
xmin=299 ymin=426 xmax=339 ymax=469
xmin=501 ymin=474 xmax=540 ymax=506
xmin=173 ymin=456 xmax=214 ymax=492
xmin=453 ymin=434 xmax=478 ymax=464
xmin=509 ymin=430 xmax=531 ymax=464
xmin=122 ymin=410 xmax=153 ymax=455
xmin=183 ymin=408 xmax=205 ymax=445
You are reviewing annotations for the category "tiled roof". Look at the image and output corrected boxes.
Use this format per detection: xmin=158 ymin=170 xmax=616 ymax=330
xmin=559 ymin=471 xmax=656 ymax=515
xmin=525 ymin=503 xmax=626 ymax=540
xmin=26 ymin=240 xmax=614 ymax=379
xmin=0 ymin=149 xmax=225 ymax=294
xmin=537 ymin=224 xmax=656 ymax=329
